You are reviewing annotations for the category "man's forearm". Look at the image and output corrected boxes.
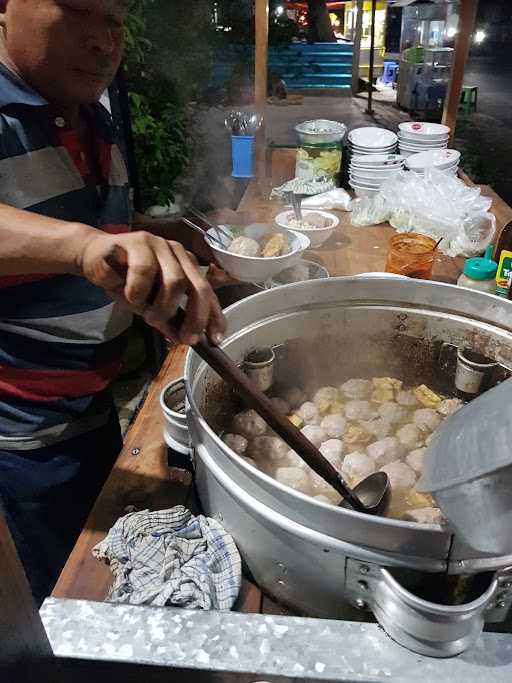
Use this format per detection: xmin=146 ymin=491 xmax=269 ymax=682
xmin=0 ymin=203 xmax=95 ymax=275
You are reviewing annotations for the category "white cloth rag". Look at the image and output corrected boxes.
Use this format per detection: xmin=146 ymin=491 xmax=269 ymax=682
xmin=92 ymin=506 xmax=242 ymax=610
xmin=302 ymin=188 xmax=352 ymax=212
xmin=270 ymin=175 xmax=335 ymax=199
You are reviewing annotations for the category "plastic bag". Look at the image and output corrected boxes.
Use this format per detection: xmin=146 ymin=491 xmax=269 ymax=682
xmin=351 ymin=169 xmax=495 ymax=257
xmin=351 ymin=195 xmax=390 ymax=226
xmin=302 ymin=188 xmax=352 ymax=212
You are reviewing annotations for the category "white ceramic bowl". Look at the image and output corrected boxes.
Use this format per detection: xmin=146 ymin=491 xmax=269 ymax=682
xmin=271 ymin=259 xmax=330 ymax=287
xmin=349 ymin=175 xmax=382 ymax=188
xmin=405 ymin=149 xmax=461 ymax=171
xmin=206 ymin=224 xmax=310 ymax=284
xmin=349 ymin=127 xmax=398 ymax=148
xmin=410 ymin=165 xmax=459 ymax=177
xmin=351 ymin=153 xmax=404 ymax=168
xmin=400 ymin=142 xmax=448 ymax=152
xmin=350 ymin=144 xmax=397 ymax=154
xmin=399 ymin=146 xmax=448 ymax=155
xmin=399 ymin=132 xmax=449 ymax=145
xmin=399 ymin=122 xmax=450 ymax=137
xmin=399 ymin=138 xmax=448 ymax=148
xmin=350 ymin=154 xmax=404 ymax=172
xmin=349 ymin=165 xmax=403 ymax=179
xmin=275 ymin=209 xmax=338 ymax=248
xmin=349 ymin=183 xmax=380 ymax=198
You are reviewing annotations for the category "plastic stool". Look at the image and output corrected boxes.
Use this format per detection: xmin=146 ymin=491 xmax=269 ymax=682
xmin=460 ymin=85 xmax=478 ymax=114
xmin=382 ymin=60 xmax=399 ymax=86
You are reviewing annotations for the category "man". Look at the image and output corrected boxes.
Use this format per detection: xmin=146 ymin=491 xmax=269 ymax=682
xmin=0 ymin=0 xmax=225 ymax=603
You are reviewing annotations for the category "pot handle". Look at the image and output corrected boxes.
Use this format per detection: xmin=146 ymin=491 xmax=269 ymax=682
xmin=345 ymin=559 xmax=498 ymax=658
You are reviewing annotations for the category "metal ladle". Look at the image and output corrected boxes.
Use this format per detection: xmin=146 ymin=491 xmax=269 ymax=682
xmin=106 ymin=246 xmax=390 ymax=516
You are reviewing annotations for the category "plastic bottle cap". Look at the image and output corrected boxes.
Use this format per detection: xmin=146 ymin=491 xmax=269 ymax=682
xmin=463 ymin=245 xmax=498 ymax=281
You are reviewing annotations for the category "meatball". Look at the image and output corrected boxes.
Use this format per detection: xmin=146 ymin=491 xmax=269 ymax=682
xmin=301 ymin=425 xmax=328 ymax=448
xmin=319 ymin=439 xmax=344 ymax=470
xmin=222 ymin=433 xmax=248 ymax=456
xmin=247 ymin=436 xmax=288 ymax=465
xmin=228 ymin=235 xmax=261 ymax=257
xmin=320 ymin=414 xmax=347 ymax=439
xmin=342 ymin=451 xmax=376 ymax=486
xmin=340 ymin=379 xmax=372 ymax=400
xmin=284 ymin=449 xmax=309 ymax=471
xmin=437 ymin=398 xmax=463 ymax=416
xmin=413 ymin=409 xmax=441 ymax=433
xmin=241 ymin=455 xmax=261 ymax=470
xmin=310 ymin=471 xmax=338 ymax=499
xmin=396 ymin=390 xmax=418 ymax=407
xmin=406 ymin=447 xmax=427 ymax=474
xmin=403 ymin=508 xmax=443 ymax=525
xmin=379 ymin=461 xmax=417 ymax=492
xmin=343 ymin=424 xmax=372 ymax=447
xmin=326 ymin=401 xmax=345 ymax=416
xmin=362 ymin=418 xmax=392 ymax=440
xmin=345 ymin=400 xmax=375 ymax=421
xmin=231 ymin=409 xmax=267 ymax=439
xmin=378 ymin=402 xmax=409 ymax=426
xmin=275 ymin=467 xmax=311 ymax=495
xmin=367 ymin=437 xmax=405 ymax=466
xmin=297 ymin=402 xmax=320 ymax=426
xmin=396 ymin=423 xmax=423 ymax=450
xmin=313 ymin=387 xmax=340 ymax=406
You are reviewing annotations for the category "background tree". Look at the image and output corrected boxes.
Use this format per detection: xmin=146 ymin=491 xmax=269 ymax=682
xmin=307 ymin=0 xmax=335 ymax=42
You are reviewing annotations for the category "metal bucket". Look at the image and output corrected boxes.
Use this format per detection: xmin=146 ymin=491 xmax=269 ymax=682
xmin=185 ymin=278 xmax=512 ymax=656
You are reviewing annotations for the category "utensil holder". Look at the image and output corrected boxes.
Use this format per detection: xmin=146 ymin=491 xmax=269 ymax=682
xmin=455 ymin=348 xmax=498 ymax=396
xmin=232 ymin=135 xmax=255 ymax=178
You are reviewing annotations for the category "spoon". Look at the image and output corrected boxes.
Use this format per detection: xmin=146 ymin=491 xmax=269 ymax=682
xmin=188 ymin=206 xmax=234 ymax=245
xmin=248 ymin=113 xmax=263 ymax=134
xmin=289 ymin=192 xmax=304 ymax=228
xmin=182 ymin=217 xmax=227 ymax=250
xmin=106 ymin=246 xmax=390 ymax=516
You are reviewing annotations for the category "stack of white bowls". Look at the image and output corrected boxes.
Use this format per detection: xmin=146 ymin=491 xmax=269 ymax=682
xmin=398 ymin=122 xmax=450 ymax=157
xmin=405 ymin=149 xmax=461 ymax=176
xmin=348 ymin=127 xmax=398 ymax=157
xmin=349 ymin=153 xmax=405 ymax=197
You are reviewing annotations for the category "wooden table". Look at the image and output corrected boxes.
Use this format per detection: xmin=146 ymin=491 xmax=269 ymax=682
xmin=53 ymin=148 xmax=512 ymax=607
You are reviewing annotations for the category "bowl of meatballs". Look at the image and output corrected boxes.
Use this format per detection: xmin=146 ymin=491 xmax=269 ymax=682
xmin=274 ymin=210 xmax=339 ymax=249
xmin=205 ymin=223 xmax=310 ymax=284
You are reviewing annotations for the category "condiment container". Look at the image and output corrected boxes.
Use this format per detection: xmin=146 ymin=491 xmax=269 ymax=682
xmin=494 ymin=220 xmax=512 ymax=297
xmin=385 ymin=233 xmax=437 ymax=279
xmin=295 ymin=120 xmax=346 ymax=182
xmin=457 ymin=246 xmax=498 ymax=294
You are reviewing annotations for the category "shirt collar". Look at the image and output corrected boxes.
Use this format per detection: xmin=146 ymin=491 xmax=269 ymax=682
xmin=0 ymin=63 xmax=48 ymax=108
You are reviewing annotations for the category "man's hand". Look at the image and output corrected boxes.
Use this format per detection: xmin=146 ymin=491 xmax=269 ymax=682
xmin=78 ymin=231 xmax=226 ymax=346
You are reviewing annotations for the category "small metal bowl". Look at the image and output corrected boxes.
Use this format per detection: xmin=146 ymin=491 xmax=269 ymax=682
xmin=270 ymin=259 xmax=330 ymax=287
xmin=160 ymin=378 xmax=191 ymax=455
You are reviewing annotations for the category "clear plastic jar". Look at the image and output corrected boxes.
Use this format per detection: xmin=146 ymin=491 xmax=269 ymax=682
xmin=385 ymin=233 xmax=437 ymax=280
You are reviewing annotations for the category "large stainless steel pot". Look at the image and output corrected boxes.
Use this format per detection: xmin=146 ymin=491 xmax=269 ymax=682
xmin=184 ymin=278 xmax=512 ymax=657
